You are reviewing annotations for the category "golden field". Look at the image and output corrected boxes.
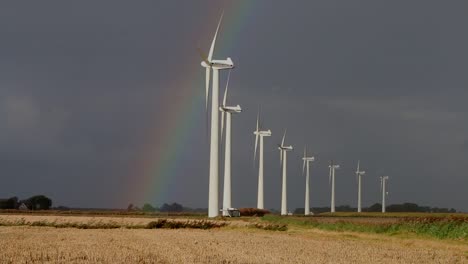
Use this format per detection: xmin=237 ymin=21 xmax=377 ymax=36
xmin=0 ymin=214 xmax=467 ymax=264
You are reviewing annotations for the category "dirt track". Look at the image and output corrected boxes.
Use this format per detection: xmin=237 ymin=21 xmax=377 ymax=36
xmin=0 ymin=225 xmax=466 ymax=264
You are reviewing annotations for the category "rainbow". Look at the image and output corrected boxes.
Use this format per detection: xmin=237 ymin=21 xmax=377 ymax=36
xmin=126 ymin=2 xmax=257 ymax=207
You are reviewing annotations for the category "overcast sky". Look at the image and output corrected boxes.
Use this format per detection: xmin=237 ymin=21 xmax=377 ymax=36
xmin=0 ymin=1 xmax=467 ymax=211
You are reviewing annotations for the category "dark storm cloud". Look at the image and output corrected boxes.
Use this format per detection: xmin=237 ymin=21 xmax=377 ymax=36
xmin=0 ymin=1 xmax=467 ymax=211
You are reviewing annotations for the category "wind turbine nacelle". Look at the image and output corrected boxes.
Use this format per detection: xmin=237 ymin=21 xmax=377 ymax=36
xmin=329 ymin=165 xmax=340 ymax=169
xmin=261 ymin=130 xmax=272 ymax=136
xmin=221 ymin=105 xmax=242 ymax=113
xmin=303 ymin=157 xmax=315 ymax=162
xmin=211 ymin=58 xmax=234 ymax=69
xmin=255 ymin=130 xmax=271 ymax=136
xmin=282 ymin=145 xmax=293 ymax=151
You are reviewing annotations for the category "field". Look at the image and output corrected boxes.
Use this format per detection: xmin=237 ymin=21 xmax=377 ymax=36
xmin=0 ymin=212 xmax=467 ymax=263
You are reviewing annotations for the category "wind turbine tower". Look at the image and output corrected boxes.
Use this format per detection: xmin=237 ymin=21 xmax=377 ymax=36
xmin=253 ymin=110 xmax=271 ymax=209
xmin=278 ymin=131 xmax=293 ymax=215
xmin=380 ymin=176 xmax=389 ymax=213
xmin=329 ymin=161 xmax=340 ymax=213
xmin=220 ymin=71 xmax=241 ymax=216
xmin=355 ymin=161 xmax=366 ymax=213
xmin=302 ymin=147 xmax=315 ymax=215
xmin=199 ymin=13 xmax=234 ymax=217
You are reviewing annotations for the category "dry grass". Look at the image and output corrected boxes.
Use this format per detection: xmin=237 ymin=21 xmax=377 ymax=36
xmin=318 ymin=212 xmax=468 ymax=218
xmin=0 ymin=214 xmax=467 ymax=263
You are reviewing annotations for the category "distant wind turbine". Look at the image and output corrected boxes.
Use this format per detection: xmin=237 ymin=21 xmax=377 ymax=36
xmin=380 ymin=176 xmax=389 ymax=213
xmin=329 ymin=160 xmax=340 ymax=213
xmin=198 ymin=13 xmax=234 ymax=217
xmin=278 ymin=130 xmax=293 ymax=215
xmin=302 ymin=147 xmax=315 ymax=216
xmin=220 ymin=71 xmax=241 ymax=216
xmin=253 ymin=109 xmax=271 ymax=210
xmin=355 ymin=161 xmax=366 ymax=213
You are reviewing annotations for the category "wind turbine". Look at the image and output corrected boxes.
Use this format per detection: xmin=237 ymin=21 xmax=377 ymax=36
xmin=355 ymin=161 xmax=366 ymax=213
xmin=219 ymin=71 xmax=241 ymax=216
xmin=253 ymin=109 xmax=271 ymax=209
xmin=329 ymin=160 xmax=340 ymax=213
xmin=302 ymin=147 xmax=315 ymax=216
xmin=278 ymin=130 xmax=293 ymax=216
xmin=380 ymin=176 xmax=389 ymax=213
xmin=198 ymin=13 xmax=235 ymax=218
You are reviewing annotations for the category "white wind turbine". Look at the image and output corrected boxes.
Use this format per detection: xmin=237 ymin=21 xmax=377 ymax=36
xmin=220 ymin=71 xmax=241 ymax=216
xmin=278 ymin=130 xmax=293 ymax=216
xmin=253 ymin=109 xmax=272 ymax=209
xmin=380 ymin=176 xmax=389 ymax=213
xmin=355 ymin=161 xmax=366 ymax=213
xmin=329 ymin=160 xmax=340 ymax=213
xmin=198 ymin=13 xmax=235 ymax=218
xmin=302 ymin=147 xmax=315 ymax=216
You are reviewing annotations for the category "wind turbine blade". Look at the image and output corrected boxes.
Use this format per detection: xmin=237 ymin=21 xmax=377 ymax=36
xmin=386 ymin=178 xmax=389 ymax=195
xmin=258 ymin=105 xmax=264 ymax=130
xmin=281 ymin=130 xmax=286 ymax=147
xmin=208 ymin=12 xmax=223 ymax=62
xmin=223 ymin=70 xmax=230 ymax=107
xmin=256 ymin=108 xmax=260 ymax=132
xmin=254 ymin=109 xmax=260 ymax=163
xmin=356 ymin=160 xmax=360 ymax=182
xmin=302 ymin=160 xmax=306 ymax=176
xmin=329 ymin=160 xmax=332 ymax=185
xmin=380 ymin=177 xmax=383 ymax=192
xmin=204 ymin=67 xmax=211 ymax=142
xmin=302 ymin=146 xmax=306 ymax=176
xmin=197 ymin=48 xmax=210 ymax=64
xmin=279 ymin=151 xmax=283 ymax=182
xmin=221 ymin=112 xmax=225 ymax=143
xmin=205 ymin=68 xmax=210 ymax=111
xmin=254 ymin=134 xmax=259 ymax=162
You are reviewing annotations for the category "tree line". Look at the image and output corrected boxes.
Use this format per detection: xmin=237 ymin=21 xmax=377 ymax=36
xmin=293 ymin=202 xmax=457 ymax=214
xmin=0 ymin=195 xmax=52 ymax=210
xmin=128 ymin=202 xmax=207 ymax=213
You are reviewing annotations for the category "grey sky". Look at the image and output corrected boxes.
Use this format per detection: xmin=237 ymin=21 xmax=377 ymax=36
xmin=0 ymin=1 xmax=467 ymax=211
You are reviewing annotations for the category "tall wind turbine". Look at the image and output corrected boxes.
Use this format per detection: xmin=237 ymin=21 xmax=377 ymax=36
xmin=380 ymin=176 xmax=389 ymax=213
xmin=253 ymin=109 xmax=271 ymax=209
xmin=278 ymin=131 xmax=293 ymax=215
xmin=329 ymin=160 xmax=340 ymax=213
xmin=302 ymin=147 xmax=315 ymax=215
xmin=355 ymin=161 xmax=366 ymax=213
xmin=199 ymin=13 xmax=235 ymax=217
xmin=220 ymin=71 xmax=241 ymax=216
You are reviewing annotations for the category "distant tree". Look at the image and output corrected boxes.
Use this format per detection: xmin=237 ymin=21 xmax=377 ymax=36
xmin=160 ymin=202 xmax=183 ymax=212
xmin=142 ymin=203 xmax=156 ymax=212
xmin=127 ymin=203 xmax=134 ymax=211
xmin=55 ymin=206 xmax=70 ymax=211
xmin=0 ymin=197 xmax=18 ymax=209
xmin=336 ymin=205 xmax=354 ymax=212
xmin=26 ymin=195 xmax=52 ymax=210
xmin=367 ymin=203 xmax=382 ymax=212
xmin=311 ymin=207 xmax=331 ymax=214
xmin=294 ymin=208 xmax=305 ymax=215
xmin=387 ymin=203 xmax=427 ymax=212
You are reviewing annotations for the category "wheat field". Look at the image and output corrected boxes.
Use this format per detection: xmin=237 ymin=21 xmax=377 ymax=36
xmin=0 ymin=215 xmax=467 ymax=263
